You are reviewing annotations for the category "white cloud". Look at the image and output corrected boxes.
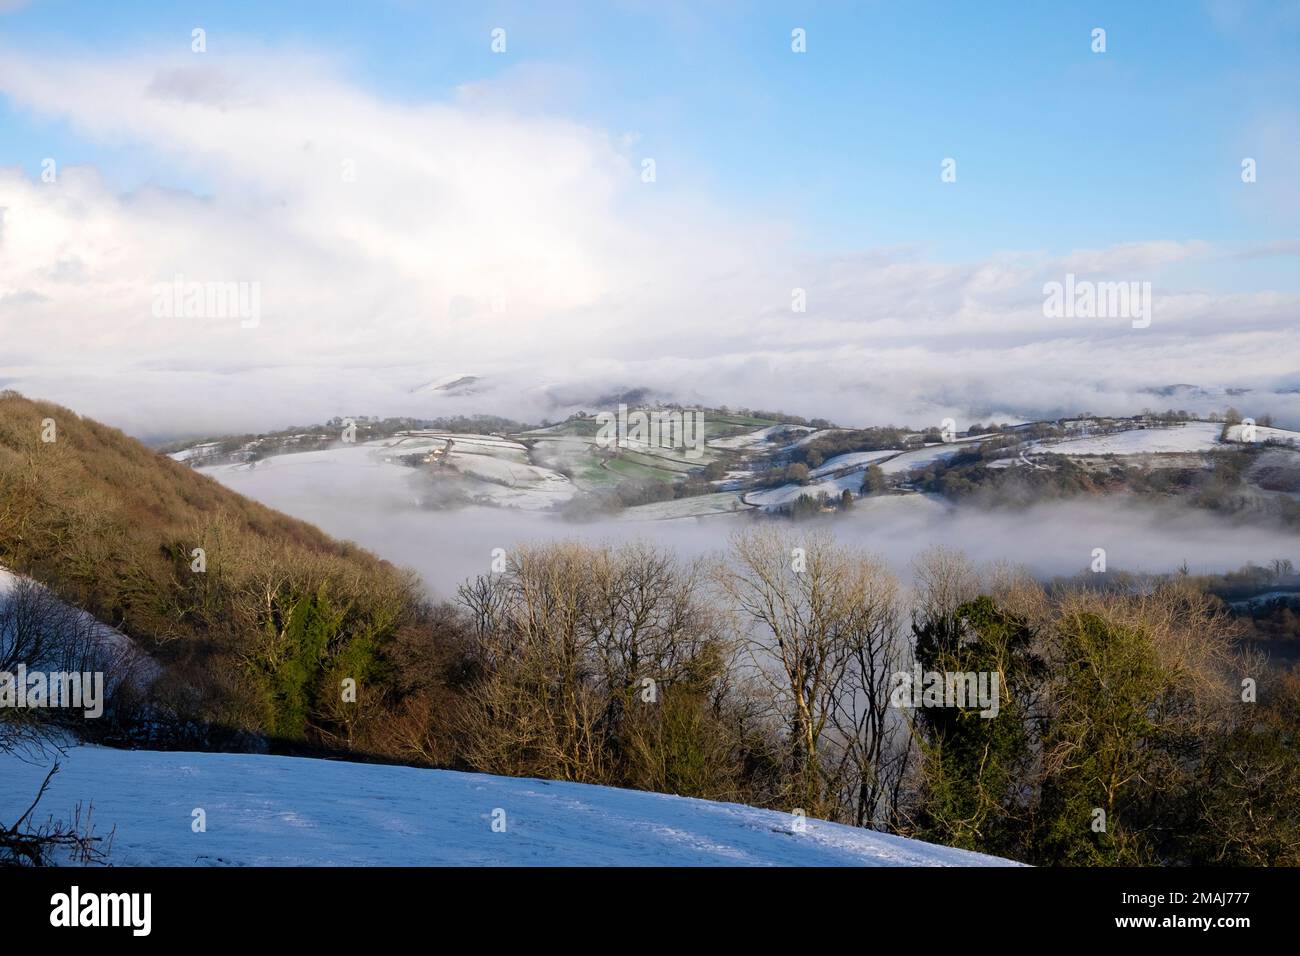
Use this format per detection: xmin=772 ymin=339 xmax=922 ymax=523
xmin=0 ymin=45 xmax=1298 ymax=437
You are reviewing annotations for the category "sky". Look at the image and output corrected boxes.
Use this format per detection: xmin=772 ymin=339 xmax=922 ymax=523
xmin=1 ymin=0 xmax=1298 ymax=439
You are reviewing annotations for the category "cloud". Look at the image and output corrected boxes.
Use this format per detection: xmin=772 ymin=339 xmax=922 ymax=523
xmin=1234 ymin=238 xmax=1300 ymax=259
xmin=1 ymin=45 xmax=1298 ymax=438
xmin=1056 ymin=240 xmax=1213 ymax=275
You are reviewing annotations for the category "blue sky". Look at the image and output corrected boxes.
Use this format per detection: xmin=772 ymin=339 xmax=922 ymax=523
xmin=3 ymin=0 xmax=1297 ymax=274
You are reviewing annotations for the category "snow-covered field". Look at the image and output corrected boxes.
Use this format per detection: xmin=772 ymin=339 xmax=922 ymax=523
xmin=0 ymin=746 xmax=1013 ymax=867
xmin=445 ymin=452 xmax=576 ymax=508
xmin=746 ymin=470 xmax=872 ymax=508
xmin=1222 ymin=423 xmax=1300 ymax=447
xmin=876 ymin=442 xmax=968 ymax=475
xmin=708 ymin=424 xmax=813 ymax=450
xmin=394 ymin=432 xmax=530 ymax=457
xmin=809 ymin=449 xmax=900 ymax=479
xmin=200 ymin=438 xmax=576 ymax=512
xmin=1025 ymin=422 xmax=1224 ymax=456
xmin=747 ymin=441 xmax=982 ymax=509
xmin=167 ymin=441 xmax=222 ymax=463
xmin=791 ymin=428 xmax=849 ymax=448
xmin=620 ymin=491 xmax=751 ymax=520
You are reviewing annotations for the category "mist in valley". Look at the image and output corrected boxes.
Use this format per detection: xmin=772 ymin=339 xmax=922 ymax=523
xmin=202 ymin=454 xmax=1299 ymax=601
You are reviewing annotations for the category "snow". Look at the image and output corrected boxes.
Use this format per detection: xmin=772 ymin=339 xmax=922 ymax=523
xmin=1025 ymin=422 xmax=1224 ymax=456
xmin=749 ymin=439 xmax=989 ymax=505
xmin=1226 ymin=590 xmax=1300 ymax=609
xmin=447 ymin=453 xmax=576 ymax=509
xmin=200 ymin=438 xmax=575 ymax=512
xmin=876 ymin=442 xmax=968 ymax=475
xmin=809 ymin=449 xmax=900 ymax=479
xmin=791 ymin=428 xmax=849 ymax=448
xmin=394 ymin=432 xmax=527 ymax=454
xmin=0 ymin=567 xmax=156 ymax=683
xmin=620 ymin=491 xmax=750 ymax=520
xmin=1222 ymin=423 xmax=1300 ymax=447
xmin=167 ymin=441 xmax=222 ymax=462
xmin=0 ymin=745 xmax=1014 ymax=867
xmin=708 ymin=424 xmax=813 ymax=450
xmin=412 ymin=372 xmax=481 ymax=392
xmin=747 ymin=470 xmax=872 ymax=507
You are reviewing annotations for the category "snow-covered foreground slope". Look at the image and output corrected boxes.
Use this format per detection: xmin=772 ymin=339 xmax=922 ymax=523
xmin=0 ymin=746 xmax=1014 ymax=867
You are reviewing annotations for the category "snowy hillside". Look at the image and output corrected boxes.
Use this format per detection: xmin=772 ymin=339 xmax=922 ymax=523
xmin=0 ymin=746 xmax=1014 ymax=867
xmin=0 ymin=566 xmax=150 ymax=677
xmin=1024 ymin=421 xmax=1225 ymax=456
xmin=200 ymin=435 xmax=577 ymax=511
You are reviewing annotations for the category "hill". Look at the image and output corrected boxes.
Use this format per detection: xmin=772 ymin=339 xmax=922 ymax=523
xmin=0 ymin=745 xmax=1011 ymax=867
xmin=0 ymin=390 xmax=428 ymax=751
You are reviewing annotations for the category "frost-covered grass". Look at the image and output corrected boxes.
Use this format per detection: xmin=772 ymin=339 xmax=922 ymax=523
xmin=877 ymin=440 xmax=980 ymax=475
xmin=708 ymin=423 xmax=814 ymax=450
xmin=809 ymin=449 xmax=900 ymax=479
xmin=620 ymin=491 xmax=750 ymax=520
xmin=1222 ymin=423 xmax=1300 ymax=447
xmin=747 ymin=470 xmax=871 ymax=507
xmin=1025 ymin=422 xmax=1224 ymax=456
xmin=202 ymin=439 xmax=576 ymax=512
xmin=603 ymin=457 xmax=681 ymax=482
xmin=166 ymin=441 xmax=222 ymax=462
xmin=791 ymin=428 xmax=850 ymax=448
xmin=393 ymin=433 xmax=530 ymax=463
xmin=0 ymin=746 xmax=1014 ymax=867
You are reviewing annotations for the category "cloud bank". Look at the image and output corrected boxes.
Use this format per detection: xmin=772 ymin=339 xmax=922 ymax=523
xmin=1 ymin=46 xmax=1298 ymax=439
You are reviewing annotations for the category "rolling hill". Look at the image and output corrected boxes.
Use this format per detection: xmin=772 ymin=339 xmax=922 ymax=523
xmin=0 ymin=744 xmax=1013 ymax=867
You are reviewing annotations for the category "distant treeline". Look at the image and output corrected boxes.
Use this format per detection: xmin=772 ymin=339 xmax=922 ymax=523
xmin=911 ymin=441 xmax=1300 ymax=526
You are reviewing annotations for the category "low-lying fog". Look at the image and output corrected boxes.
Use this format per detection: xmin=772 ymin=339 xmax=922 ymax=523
xmin=202 ymin=455 xmax=1299 ymax=600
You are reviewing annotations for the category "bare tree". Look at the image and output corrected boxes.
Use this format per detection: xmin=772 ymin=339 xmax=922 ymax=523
xmin=0 ymin=579 xmax=121 ymax=865
xmin=911 ymin=546 xmax=981 ymax=628
xmin=717 ymin=528 xmax=907 ymax=822
xmin=827 ymin=557 xmax=913 ymax=828
xmin=0 ymin=763 xmax=111 ymax=867
xmin=456 ymin=541 xmax=734 ymax=788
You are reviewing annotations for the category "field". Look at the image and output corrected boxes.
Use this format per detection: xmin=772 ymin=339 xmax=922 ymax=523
xmin=0 ymin=745 xmax=1011 ymax=867
xmin=620 ymin=491 xmax=751 ymax=520
xmin=1024 ymin=422 xmax=1225 ymax=456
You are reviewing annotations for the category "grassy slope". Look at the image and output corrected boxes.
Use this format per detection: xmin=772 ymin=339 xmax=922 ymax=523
xmin=0 ymin=391 xmax=415 ymax=744
xmin=0 ymin=391 xmax=389 ymax=595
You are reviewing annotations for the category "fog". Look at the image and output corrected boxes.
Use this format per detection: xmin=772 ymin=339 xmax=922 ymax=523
xmin=203 ymin=457 xmax=1299 ymax=601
